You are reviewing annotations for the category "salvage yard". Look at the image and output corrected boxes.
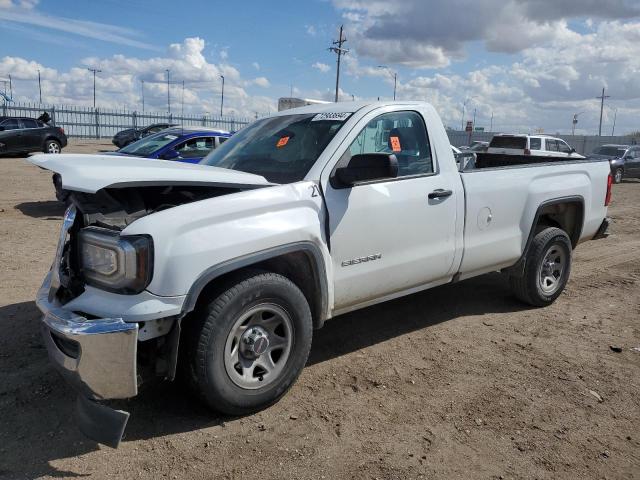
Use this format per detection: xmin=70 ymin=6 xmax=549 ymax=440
xmin=1 ymin=142 xmax=639 ymax=479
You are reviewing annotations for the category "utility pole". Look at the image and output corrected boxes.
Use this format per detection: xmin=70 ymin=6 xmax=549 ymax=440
xmin=87 ymin=68 xmax=102 ymax=109
xmin=377 ymin=66 xmax=397 ymax=100
xmin=472 ymin=108 xmax=477 ymax=129
xmin=37 ymin=69 xmax=42 ymax=104
xmin=220 ymin=74 xmax=225 ymax=116
xmin=596 ymin=87 xmax=610 ymax=136
xmin=490 ymin=112 xmax=494 ymax=132
xmin=8 ymin=74 xmax=12 ymax=100
xmin=141 ymin=79 xmax=145 ymax=113
xmin=166 ymin=69 xmax=171 ymax=114
xmin=329 ymin=25 xmax=348 ymax=102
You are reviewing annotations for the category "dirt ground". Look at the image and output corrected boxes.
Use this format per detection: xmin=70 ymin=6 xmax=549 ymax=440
xmin=0 ymin=141 xmax=639 ymax=479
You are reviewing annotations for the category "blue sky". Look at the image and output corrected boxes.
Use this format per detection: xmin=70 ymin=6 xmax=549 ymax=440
xmin=1 ymin=0 xmax=639 ymax=134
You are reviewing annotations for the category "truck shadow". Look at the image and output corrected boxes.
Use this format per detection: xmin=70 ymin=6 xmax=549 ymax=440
xmin=15 ymin=200 xmax=65 ymax=219
xmin=0 ymin=273 xmax=526 ymax=477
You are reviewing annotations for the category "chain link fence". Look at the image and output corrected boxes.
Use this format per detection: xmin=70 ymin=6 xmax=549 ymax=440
xmin=1 ymin=101 xmax=249 ymax=139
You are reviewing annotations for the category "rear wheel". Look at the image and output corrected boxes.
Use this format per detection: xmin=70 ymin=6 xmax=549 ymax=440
xmin=185 ymin=272 xmax=313 ymax=415
xmin=44 ymin=139 xmax=61 ymax=154
xmin=510 ymin=227 xmax=572 ymax=306
xmin=613 ymin=168 xmax=623 ymax=184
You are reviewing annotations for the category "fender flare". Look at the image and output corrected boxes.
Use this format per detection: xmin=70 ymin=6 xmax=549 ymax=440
xmin=508 ymin=195 xmax=584 ymax=276
xmin=180 ymin=241 xmax=329 ymax=327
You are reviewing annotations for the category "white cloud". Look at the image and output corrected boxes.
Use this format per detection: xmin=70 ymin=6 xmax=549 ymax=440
xmin=0 ymin=37 xmax=276 ymax=118
xmin=252 ymin=62 xmax=260 ymax=71
xmin=312 ymin=62 xmax=331 ymax=73
xmin=306 ymin=25 xmax=317 ymax=36
xmin=0 ymin=0 xmax=157 ymax=50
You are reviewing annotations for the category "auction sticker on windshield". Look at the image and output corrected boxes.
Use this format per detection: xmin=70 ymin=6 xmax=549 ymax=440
xmin=311 ymin=112 xmax=351 ymax=122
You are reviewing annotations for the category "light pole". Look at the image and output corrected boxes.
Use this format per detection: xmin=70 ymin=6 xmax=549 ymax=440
xmin=38 ymin=69 xmax=42 ymax=104
xmin=219 ymin=75 xmax=225 ymax=116
xmin=596 ymin=87 xmax=610 ymax=136
xmin=490 ymin=112 xmax=494 ymax=132
xmin=141 ymin=79 xmax=145 ymax=113
xmin=87 ymin=68 xmax=102 ymax=109
xmin=377 ymin=65 xmax=397 ymax=100
xmin=166 ymin=69 xmax=171 ymax=114
xmin=609 ymin=106 xmax=618 ymax=136
xmin=571 ymin=111 xmax=585 ymax=136
xmin=460 ymin=97 xmax=475 ymax=131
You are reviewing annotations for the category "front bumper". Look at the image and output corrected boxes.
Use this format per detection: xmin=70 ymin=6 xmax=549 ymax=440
xmin=36 ymin=272 xmax=139 ymax=400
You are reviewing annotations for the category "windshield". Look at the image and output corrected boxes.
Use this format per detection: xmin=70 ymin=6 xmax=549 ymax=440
xmin=119 ymin=131 xmax=179 ymax=156
xmin=199 ymin=113 xmax=349 ymax=183
xmin=593 ymin=146 xmax=627 ymax=157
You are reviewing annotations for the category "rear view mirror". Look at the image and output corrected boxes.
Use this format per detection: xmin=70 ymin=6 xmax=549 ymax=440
xmin=332 ymin=153 xmax=398 ymax=188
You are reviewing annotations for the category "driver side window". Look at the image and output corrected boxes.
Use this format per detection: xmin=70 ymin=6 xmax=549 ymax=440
xmin=347 ymin=111 xmax=433 ymax=177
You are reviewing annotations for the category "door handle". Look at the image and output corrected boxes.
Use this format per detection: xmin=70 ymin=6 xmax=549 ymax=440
xmin=428 ymin=189 xmax=453 ymax=199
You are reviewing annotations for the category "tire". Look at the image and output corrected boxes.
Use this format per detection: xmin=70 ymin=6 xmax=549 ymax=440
xmin=185 ymin=272 xmax=313 ymax=415
xmin=52 ymin=173 xmax=70 ymax=203
xmin=613 ymin=168 xmax=623 ymax=184
xmin=44 ymin=139 xmax=61 ymax=154
xmin=510 ymin=227 xmax=572 ymax=307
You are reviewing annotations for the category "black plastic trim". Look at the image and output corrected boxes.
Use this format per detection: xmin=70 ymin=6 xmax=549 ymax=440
xmin=180 ymin=241 xmax=329 ymax=326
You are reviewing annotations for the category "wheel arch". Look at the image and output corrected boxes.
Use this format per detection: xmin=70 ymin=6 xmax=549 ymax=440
xmin=507 ymin=196 xmax=584 ymax=276
xmin=181 ymin=241 xmax=329 ymax=330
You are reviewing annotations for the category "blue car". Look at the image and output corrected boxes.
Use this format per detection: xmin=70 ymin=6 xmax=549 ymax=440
xmin=109 ymin=126 xmax=231 ymax=164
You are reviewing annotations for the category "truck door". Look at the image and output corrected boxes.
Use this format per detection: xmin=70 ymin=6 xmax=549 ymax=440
xmin=321 ymin=110 xmax=458 ymax=311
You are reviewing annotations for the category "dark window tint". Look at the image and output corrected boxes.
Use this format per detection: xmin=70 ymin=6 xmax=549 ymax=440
xmin=489 ymin=136 xmax=527 ymax=149
xmin=529 ymin=138 xmax=542 ymax=150
xmin=557 ymin=140 xmax=572 ymax=154
xmin=218 ymin=136 xmax=228 ymax=144
xmin=22 ymin=119 xmax=40 ymax=129
xmin=545 ymin=139 xmax=558 ymax=152
xmin=593 ymin=146 xmax=627 ymax=156
xmin=175 ymin=137 xmax=215 ymax=159
xmin=347 ymin=110 xmax=433 ymax=177
xmin=1 ymin=118 xmax=21 ymax=130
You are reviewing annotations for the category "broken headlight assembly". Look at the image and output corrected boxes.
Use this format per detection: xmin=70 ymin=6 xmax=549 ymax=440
xmin=78 ymin=227 xmax=153 ymax=294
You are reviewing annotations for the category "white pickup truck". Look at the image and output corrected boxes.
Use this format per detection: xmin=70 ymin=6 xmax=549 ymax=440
xmin=30 ymin=101 xmax=612 ymax=447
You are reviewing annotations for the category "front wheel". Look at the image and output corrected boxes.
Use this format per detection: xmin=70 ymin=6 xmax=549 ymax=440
xmin=185 ymin=272 xmax=313 ymax=415
xmin=510 ymin=227 xmax=572 ymax=307
xmin=44 ymin=139 xmax=61 ymax=154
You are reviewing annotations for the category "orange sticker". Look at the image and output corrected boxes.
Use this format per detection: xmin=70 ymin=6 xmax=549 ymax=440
xmin=276 ymin=136 xmax=290 ymax=148
xmin=390 ymin=136 xmax=401 ymax=152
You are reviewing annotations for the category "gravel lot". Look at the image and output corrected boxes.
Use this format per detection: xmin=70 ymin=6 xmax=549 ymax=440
xmin=1 ymin=141 xmax=639 ymax=479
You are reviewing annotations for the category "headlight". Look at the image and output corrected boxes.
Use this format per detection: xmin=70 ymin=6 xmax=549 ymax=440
xmin=78 ymin=227 xmax=153 ymax=294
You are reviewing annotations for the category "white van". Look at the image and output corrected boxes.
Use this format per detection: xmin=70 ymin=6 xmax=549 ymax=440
xmin=488 ymin=134 xmax=585 ymax=159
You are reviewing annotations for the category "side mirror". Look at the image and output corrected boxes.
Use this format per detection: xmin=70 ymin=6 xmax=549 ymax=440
xmin=161 ymin=149 xmax=180 ymax=160
xmin=570 ymin=147 xmax=576 ymax=153
xmin=333 ymin=153 xmax=398 ymax=188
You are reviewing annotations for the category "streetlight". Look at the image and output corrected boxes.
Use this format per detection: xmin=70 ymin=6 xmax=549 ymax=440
xmin=377 ymin=65 xmax=397 ymax=100
xmin=571 ymin=111 xmax=585 ymax=136
xmin=87 ymin=68 xmax=102 ymax=109
xmin=166 ymin=69 xmax=171 ymax=114
xmin=460 ymin=96 xmax=476 ymax=131
xmin=609 ymin=106 xmax=618 ymax=136
xmin=219 ymin=74 xmax=225 ymax=117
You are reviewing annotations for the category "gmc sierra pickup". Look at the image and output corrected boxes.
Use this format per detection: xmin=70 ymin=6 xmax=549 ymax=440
xmin=29 ymin=101 xmax=612 ymax=447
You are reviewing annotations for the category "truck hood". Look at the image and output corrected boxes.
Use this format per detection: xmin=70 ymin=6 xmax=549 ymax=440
xmin=28 ymin=153 xmax=272 ymax=193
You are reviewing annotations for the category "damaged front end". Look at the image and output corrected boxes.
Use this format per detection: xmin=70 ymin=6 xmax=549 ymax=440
xmin=32 ymin=155 xmax=273 ymax=447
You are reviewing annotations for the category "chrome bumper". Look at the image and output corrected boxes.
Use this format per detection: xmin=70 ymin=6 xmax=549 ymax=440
xmin=36 ymin=272 xmax=139 ymax=400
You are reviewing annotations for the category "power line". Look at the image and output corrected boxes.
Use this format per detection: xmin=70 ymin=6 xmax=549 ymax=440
xmin=329 ymin=25 xmax=348 ymax=102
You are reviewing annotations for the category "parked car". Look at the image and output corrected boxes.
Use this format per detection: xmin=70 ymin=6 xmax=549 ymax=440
xmin=30 ymin=101 xmax=611 ymax=447
xmin=458 ymin=141 xmax=489 ymax=153
xmin=487 ymin=134 xmax=584 ymax=159
xmin=109 ymin=127 xmax=231 ymax=164
xmin=112 ymin=123 xmax=177 ymax=148
xmin=588 ymin=144 xmax=640 ymax=183
xmin=0 ymin=116 xmax=67 ymax=156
